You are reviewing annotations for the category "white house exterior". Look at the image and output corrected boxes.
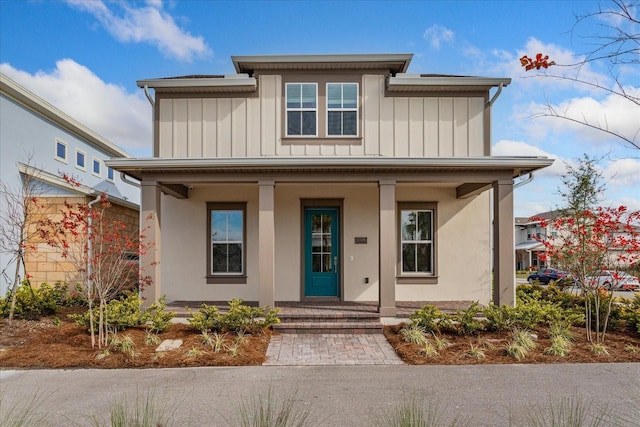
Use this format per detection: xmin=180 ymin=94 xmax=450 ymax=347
xmin=108 ymin=54 xmax=553 ymax=313
xmin=0 ymin=73 xmax=140 ymax=293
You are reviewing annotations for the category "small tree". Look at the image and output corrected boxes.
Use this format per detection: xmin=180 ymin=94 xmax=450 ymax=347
xmin=0 ymin=156 xmax=49 ymax=323
xmin=38 ymin=175 xmax=151 ymax=348
xmin=536 ymin=207 xmax=640 ymax=343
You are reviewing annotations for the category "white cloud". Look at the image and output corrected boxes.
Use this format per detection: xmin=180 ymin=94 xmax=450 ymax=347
xmin=492 ymin=139 xmax=567 ymax=177
xmin=423 ymin=25 xmax=455 ymax=50
xmin=65 ymin=0 xmax=211 ymax=62
xmin=603 ymin=158 xmax=640 ymax=187
xmin=1 ymin=60 xmax=151 ymax=156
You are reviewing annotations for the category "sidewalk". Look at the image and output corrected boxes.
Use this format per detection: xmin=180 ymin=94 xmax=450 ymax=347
xmin=2 ymin=364 xmax=638 ymax=426
xmin=264 ymin=333 xmax=403 ymax=365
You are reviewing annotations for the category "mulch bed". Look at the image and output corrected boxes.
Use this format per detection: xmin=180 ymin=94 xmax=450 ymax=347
xmin=0 ymin=308 xmax=269 ymax=369
xmin=384 ymin=323 xmax=640 ymax=365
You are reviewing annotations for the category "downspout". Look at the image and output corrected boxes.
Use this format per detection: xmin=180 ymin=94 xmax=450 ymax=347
xmin=487 ymin=82 xmax=504 ymax=107
xmin=143 ymin=85 xmax=155 ymax=107
xmin=513 ymin=172 xmax=534 ymax=189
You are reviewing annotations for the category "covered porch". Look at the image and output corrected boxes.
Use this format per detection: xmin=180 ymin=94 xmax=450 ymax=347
xmin=107 ymin=156 xmax=553 ymax=313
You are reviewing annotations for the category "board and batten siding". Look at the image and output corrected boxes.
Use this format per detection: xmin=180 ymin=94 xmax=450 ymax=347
xmin=156 ymin=74 xmax=486 ymax=158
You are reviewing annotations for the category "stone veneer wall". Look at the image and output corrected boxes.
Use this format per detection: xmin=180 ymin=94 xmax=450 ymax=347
xmin=24 ymin=196 xmax=139 ymax=287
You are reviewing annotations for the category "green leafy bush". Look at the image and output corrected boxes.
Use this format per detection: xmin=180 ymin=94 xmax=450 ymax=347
xmin=70 ymin=292 xmax=175 ymax=333
xmin=409 ymin=305 xmax=454 ymax=334
xmin=455 ymin=301 xmax=484 ymax=335
xmin=0 ymin=281 xmax=66 ymax=320
xmin=516 ymin=287 xmax=584 ymax=330
xmin=622 ymin=294 xmax=640 ymax=334
xmin=188 ymin=299 xmax=280 ymax=334
xmin=483 ymin=303 xmax=517 ymax=332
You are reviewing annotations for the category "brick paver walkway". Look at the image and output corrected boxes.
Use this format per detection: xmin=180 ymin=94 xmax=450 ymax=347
xmin=263 ymin=334 xmax=403 ymax=366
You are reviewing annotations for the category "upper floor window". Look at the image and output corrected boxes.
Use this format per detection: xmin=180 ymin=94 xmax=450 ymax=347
xmin=55 ymin=139 xmax=68 ymax=163
xmin=327 ymin=83 xmax=358 ymax=136
xmin=107 ymin=167 xmax=115 ymax=182
xmin=286 ymin=83 xmax=317 ymax=136
xmin=75 ymin=149 xmax=86 ymax=171
xmin=92 ymin=158 xmax=101 ymax=177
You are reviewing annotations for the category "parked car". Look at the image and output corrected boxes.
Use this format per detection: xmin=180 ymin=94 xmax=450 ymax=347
xmin=527 ymin=268 xmax=571 ymax=285
xmin=582 ymin=270 xmax=640 ymax=291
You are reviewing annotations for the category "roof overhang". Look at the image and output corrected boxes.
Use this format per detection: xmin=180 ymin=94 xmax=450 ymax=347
xmin=515 ymin=241 xmax=545 ymax=251
xmin=106 ymin=156 xmax=553 ymax=181
xmin=232 ymin=54 xmax=413 ymax=75
xmin=388 ymin=75 xmax=511 ymax=92
xmin=18 ymin=163 xmax=139 ymax=210
xmin=136 ymin=74 xmax=257 ymax=93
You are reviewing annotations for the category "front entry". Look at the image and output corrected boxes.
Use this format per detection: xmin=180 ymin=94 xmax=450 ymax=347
xmin=304 ymin=208 xmax=339 ymax=297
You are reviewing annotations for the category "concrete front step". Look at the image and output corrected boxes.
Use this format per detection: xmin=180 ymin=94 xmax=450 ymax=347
xmin=273 ymin=321 xmax=383 ymax=334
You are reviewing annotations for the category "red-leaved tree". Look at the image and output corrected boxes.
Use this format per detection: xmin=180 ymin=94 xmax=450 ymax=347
xmin=535 ymin=206 xmax=640 ymax=344
xmin=38 ymin=174 xmax=152 ymax=348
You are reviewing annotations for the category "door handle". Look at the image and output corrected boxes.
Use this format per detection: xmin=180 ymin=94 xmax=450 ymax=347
xmin=334 ymin=256 xmax=338 ymax=271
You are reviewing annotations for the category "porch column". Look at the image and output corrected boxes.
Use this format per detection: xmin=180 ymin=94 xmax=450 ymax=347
xmin=493 ymin=179 xmax=515 ymax=306
xmin=258 ymin=180 xmax=275 ymax=307
xmin=379 ymin=180 xmax=397 ymax=316
xmin=140 ymin=181 xmax=161 ymax=305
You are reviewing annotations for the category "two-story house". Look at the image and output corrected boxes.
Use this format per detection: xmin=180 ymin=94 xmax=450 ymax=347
xmin=107 ymin=54 xmax=553 ymax=313
xmin=0 ymin=73 xmax=140 ymax=293
xmin=514 ymin=211 xmax=558 ymax=271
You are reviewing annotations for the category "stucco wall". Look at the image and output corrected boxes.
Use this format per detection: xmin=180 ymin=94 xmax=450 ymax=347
xmin=158 ymin=182 xmax=492 ymax=304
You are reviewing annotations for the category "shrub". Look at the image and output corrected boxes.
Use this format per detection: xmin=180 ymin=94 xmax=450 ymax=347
xmin=0 ymin=281 xmax=65 ymax=320
xmin=70 ymin=292 xmax=175 ymax=334
xmin=622 ymin=294 xmax=640 ymax=334
xmin=455 ymin=301 xmax=484 ymax=335
xmin=483 ymin=303 xmax=517 ymax=332
xmin=188 ymin=299 xmax=280 ymax=334
xmin=409 ymin=305 xmax=454 ymax=334
xmin=587 ymin=293 xmax=624 ymax=332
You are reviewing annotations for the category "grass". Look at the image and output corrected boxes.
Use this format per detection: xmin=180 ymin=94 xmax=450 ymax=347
xmin=375 ymin=395 xmax=470 ymax=427
xmin=511 ymin=396 xmax=613 ymax=427
xmin=90 ymin=387 xmax=181 ymax=427
xmin=230 ymin=387 xmax=313 ymax=427
xmin=0 ymin=390 xmax=51 ymax=427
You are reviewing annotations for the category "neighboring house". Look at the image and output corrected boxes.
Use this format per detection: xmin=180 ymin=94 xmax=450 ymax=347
xmin=514 ymin=211 xmax=558 ymax=271
xmin=0 ymin=73 xmax=140 ymax=293
xmin=108 ymin=53 xmax=553 ymax=312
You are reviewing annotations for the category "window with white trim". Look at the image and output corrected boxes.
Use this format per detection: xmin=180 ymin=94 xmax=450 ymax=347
xmin=286 ymin=83 xmax=317 ymax=136
xmin=92 ymin=158 xmax=101 ymax=177
xmin=75 ymin=149 xmax=86 ymax=171
xmin=207 ymin=203 xmax=246 ymax=279
xmin=55 ymin=139 xmax=68 ymax=163
xmin=327 ymin=83 xmax=358 ymax=136
xmin=400 ymin=206 xmax=435 ymax=275
xmin=107 ymin=167 xmax=115 ymax=182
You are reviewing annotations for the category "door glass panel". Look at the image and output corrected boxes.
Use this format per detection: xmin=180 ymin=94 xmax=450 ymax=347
xmin=323 ymin=214 xmax=332 ymax=232
xmin=312 ymin=235 xmax=322 ymax=252
xmin=323 ymin=254 xmax=332 ymax=272
xmin=312 ymin=214 xmax=322 ymax=232
xmin=322 ymin=235 xmax=331 ymax=251
xmin=312 ymin=254 xmax=322 ymax=272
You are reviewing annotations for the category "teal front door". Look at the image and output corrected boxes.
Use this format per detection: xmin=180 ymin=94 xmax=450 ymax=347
xmin=304 ymin=208 xmax=339 ymax=297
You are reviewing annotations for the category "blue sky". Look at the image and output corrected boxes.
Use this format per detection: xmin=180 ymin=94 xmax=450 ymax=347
xmin=1 ymin=0 xmax=638 ymax=217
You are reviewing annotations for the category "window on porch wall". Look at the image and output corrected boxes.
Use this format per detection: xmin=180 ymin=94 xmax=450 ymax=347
xmin=399 ymin=203 xmax=437 ymax=276
xmin=206 ymin=202 xmax=246 ymax=280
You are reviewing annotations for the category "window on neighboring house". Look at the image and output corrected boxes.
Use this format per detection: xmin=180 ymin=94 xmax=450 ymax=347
xmin=92 ymin=158 xmax=101 ymax=177
xmin=286 ymin=83 xmax=317 ymax=136
xmin=107 ymin=167 xmax=115 ymax=182
xmin=327 ymin=83 xmax=358 ymax=136
xmin=399 ymin=203 xmax=437 ymax=276
xmin=55 ymin=139 xmax=68 ymax=163
xmin=75 ymin=149 xmax=86 ymax=170
xmin=207 ymin=203 xmax=246 ymax=283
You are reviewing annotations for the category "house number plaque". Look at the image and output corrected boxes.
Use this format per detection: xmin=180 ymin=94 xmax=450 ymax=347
xmin=354 ymin=237 xmax=367 ymax=244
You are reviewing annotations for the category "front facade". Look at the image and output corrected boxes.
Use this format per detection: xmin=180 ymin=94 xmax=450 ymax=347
xmin=0 ymin=73 xmax=140 ymax=292
xmin=108 ymin=54 xmax=552 ymax=313
xmin=514 ymin=211 xmax=558 ymax=271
